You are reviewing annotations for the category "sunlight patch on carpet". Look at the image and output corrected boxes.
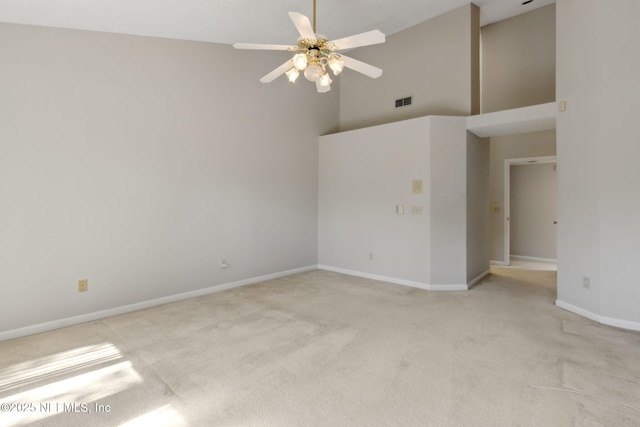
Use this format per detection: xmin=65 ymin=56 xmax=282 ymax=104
xmin=118 ymin=404 xmax=186 ymax=427
xmin=0 ymin=351 xmax=141 ymax=427
xmin=0 ymin=343 xmax=122 ymax=392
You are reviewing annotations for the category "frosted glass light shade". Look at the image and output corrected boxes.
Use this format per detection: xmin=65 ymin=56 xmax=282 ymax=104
xmin=318 ymin=73 xmax=332 ymax=87
xmin=304 ymin=63 xmax=323 ymax=82
xmin=315 ymin=79 xmax=331 ymax=93
xmin=285 ymin=68 xmax=300 ymax=82
xmin=293 ymin=53 xmax=308 ymax=71
xmin=328 ymin=57 xmax=344 ymax=75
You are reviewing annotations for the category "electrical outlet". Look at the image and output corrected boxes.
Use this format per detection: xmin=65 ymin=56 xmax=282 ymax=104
xmin=220 ymin=259 xmax=229 ymax=269
xmin=582 ymin=276 xmax=591 ymax=289
xmin=78 ymin=279 xmax=88 ymax=292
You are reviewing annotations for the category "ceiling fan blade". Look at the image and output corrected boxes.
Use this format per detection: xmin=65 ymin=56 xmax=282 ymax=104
xmin=329 ymin=30 xmax=385 ymax=50
xmin=289 ymin=12 xmax=316 ymax=40
xmin=260 ymin=60 xmax=294 ymax=83
xmin=340 ymin=55 xmax=383 ymax=79
xmin=233 ymin=43 xmax=295 ymax=51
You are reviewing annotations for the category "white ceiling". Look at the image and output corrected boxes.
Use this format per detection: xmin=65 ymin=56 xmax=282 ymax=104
xmin=0 ymin=0 xmax=555 ymax=45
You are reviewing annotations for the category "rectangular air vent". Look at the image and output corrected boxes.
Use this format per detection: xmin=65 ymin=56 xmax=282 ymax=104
xmin=395 ymin=96 xmax=412 ymax=108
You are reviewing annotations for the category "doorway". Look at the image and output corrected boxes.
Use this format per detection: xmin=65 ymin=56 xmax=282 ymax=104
xmin=503 ymin=156 xmax=557 ymax=266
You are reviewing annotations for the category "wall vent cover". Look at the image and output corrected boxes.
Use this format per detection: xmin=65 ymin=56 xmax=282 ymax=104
xmin=395 ymin=96 xmax=412 ymax=108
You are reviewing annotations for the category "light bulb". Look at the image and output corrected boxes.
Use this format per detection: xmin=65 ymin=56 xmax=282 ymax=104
xmin=293 ymin=53 xmax=308 ymax=71
xmin=328 ymin=57 xmax=344 ymax=75
xmin=303 ymin=63 xmax=324 ymax=82
xmin=285 ymin=68 xmax=299 ymax=83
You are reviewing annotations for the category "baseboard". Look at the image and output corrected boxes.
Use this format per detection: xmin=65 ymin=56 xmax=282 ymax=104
xmin=555 ymin=299 xmax=640 ymax=332
xmin=0 ymin=265 xmax=318 ymax=342
xmin=317 ymin=265 xmax=468 ymax=291
xmin=468 ymin=270 xmax=490 ymax=289
xmin=429 ymin=284 xmax=469 ymax=291
xmin=490 ymin=260 xmax=507 ymax=266
xmin=511 ymin=255 xmax=557 ymax=263
xmin=318 ymin=265 xmax=431 ymax=290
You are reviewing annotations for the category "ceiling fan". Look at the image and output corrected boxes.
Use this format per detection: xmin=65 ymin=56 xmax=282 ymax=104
xmin=233 ymin=0 xmax=385 ymax=93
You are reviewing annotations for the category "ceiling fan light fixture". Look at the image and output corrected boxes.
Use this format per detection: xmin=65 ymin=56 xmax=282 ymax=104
xmin=233 ymin=1 xmax=385 ymax=93
xmin=304 ymin=63 xmax=324 ymax=82
xmin=328 ymin=57 xmax=344 ymax=75
xmin=285 ymin=67 xmax=300 ymax=82
xmin=293 ymin=53 xmax=308 ymax=71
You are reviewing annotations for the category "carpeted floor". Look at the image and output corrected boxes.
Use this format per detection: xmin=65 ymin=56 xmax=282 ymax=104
xmin=1 ymin=268 xmax=639 ymax=426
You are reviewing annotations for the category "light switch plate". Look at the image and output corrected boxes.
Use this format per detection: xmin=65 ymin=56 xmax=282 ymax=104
xmin=412 ymin=180 xmax=423 ymax=194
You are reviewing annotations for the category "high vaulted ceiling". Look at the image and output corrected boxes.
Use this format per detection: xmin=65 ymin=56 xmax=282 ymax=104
xmin=0 ymin=0 xmax=555 ymax=45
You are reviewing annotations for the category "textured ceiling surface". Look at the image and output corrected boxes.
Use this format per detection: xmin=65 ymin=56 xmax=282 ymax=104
xmin=0 ymin=0 xmax=555 ymax=45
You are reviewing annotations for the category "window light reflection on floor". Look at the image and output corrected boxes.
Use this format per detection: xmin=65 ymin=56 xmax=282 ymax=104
xmin=119 ymin=405 xmax=186 ymax=427
xmin=0 ymin=343 xmax=142 ymax=426
xmin=0 ymin=343 xmax=122 ymax=391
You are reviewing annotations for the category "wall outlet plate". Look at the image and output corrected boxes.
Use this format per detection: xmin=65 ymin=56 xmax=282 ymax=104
xmin=559 ymin=100 xmax=567 ymax=112
xmin=412 ymin=180 xmax=423 ymax=194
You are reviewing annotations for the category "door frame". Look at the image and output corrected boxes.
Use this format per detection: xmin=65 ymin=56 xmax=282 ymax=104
xmin=503 ymin=155 xmax=557 ymax=266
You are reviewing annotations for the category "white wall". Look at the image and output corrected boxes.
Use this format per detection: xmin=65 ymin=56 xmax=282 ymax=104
xmin=510 ymin=163 xmax=557 ymax=259
xmin=0 ymin=23 xmax=339 ymax=335
xmin=318 ymin=116 xmax=483 ymax=288
xmin=489 ymin=131 xmax=556 ymax=262
xmin=318 ymin=118 xmax=431 ymax=284
xmin=481 ymin=4 xmax=556 ymax=113
xmin=428 ymin=118 xmax=469 ymax=286
xmin=480 ymin=5 xmax=557 ymax=264
xmin=339 ymin=4 xmax=480 ymax=131
xmin=556 ymin=0 xmax=640 ymax=327
xmin=466 ymin=133 xmax=490 ymax=282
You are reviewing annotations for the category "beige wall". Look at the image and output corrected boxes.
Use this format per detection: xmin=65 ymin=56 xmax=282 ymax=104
xmin=481 ymin=4 xmax=556 ymax=113
xmin=0 ymin=22 xmax=339 ymax=336
xmin=481 ymin=5 xmax=557 ymax=263
xmin=319 ymin=117 xmax=481 ymax=288
xmin=489 ymin=130 xmax=556 ymax=262
xmin=556 ymin=0 xmax=640 ymax=327
xmin=338 ymin=4 xmax=479 ymax=131
xmin=466 ymin=133 xmax=490 ymax=282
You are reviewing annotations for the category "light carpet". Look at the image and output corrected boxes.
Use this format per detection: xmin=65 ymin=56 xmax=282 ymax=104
xmin=1 ymin=268 xmax=639 ymax=426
